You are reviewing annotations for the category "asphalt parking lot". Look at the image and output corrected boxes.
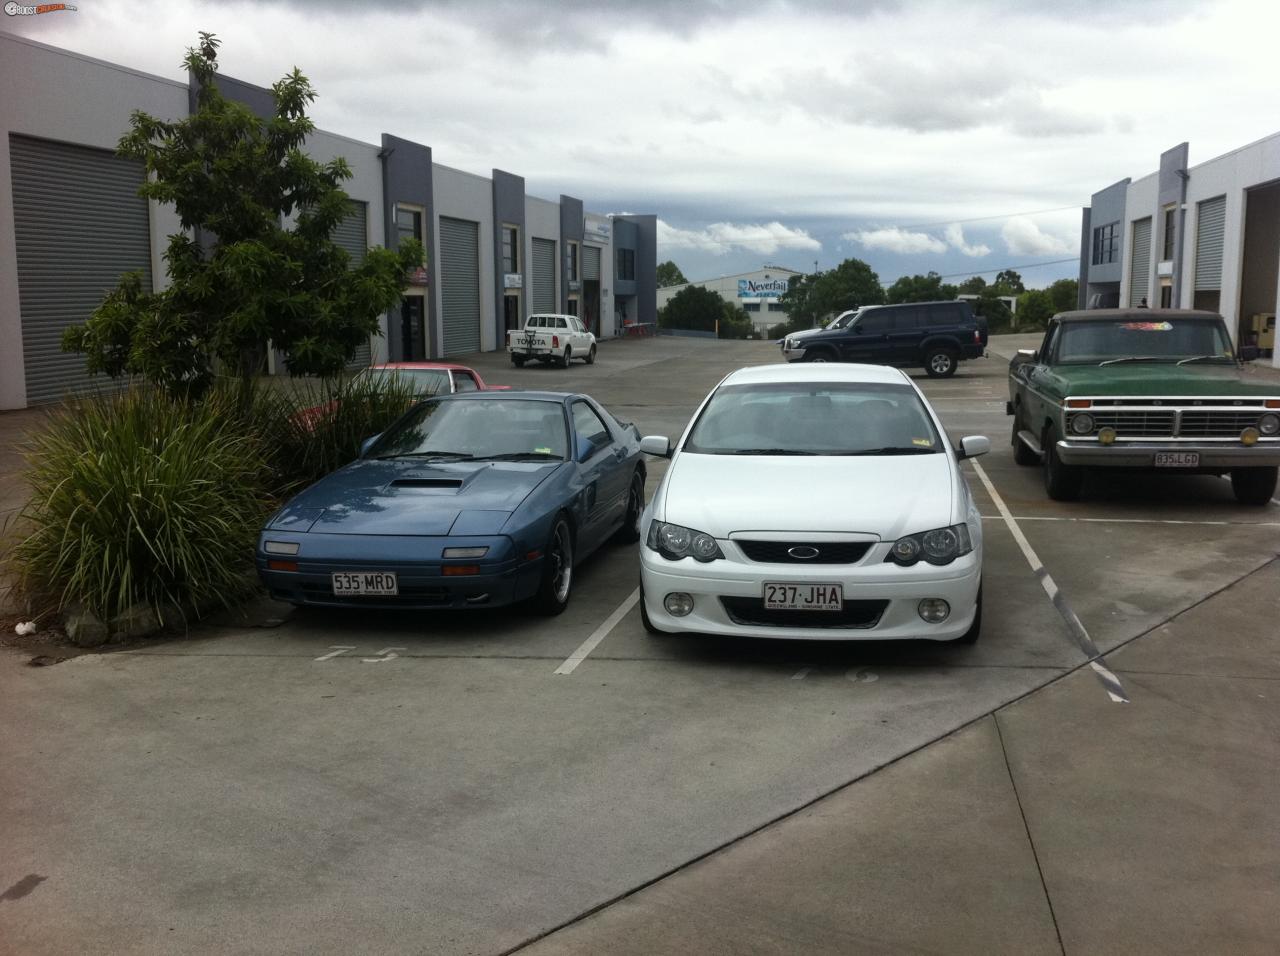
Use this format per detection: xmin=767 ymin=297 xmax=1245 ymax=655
xmin=2 ymin=336 xmax=1278 ymax=955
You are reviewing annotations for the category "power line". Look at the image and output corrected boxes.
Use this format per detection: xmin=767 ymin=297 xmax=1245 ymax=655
xmin=933 ymin=257 xmax=1078 ymax=280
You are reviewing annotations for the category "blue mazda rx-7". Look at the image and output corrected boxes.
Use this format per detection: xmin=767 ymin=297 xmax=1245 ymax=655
xmin=256 ymin=391 xmax=646 ymax=615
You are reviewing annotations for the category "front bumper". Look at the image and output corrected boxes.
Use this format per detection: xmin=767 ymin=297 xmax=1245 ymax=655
xmin=639 ymin=546 xmax=981 ymax=641
xmin=1054 ymin=440 xmax=1280 ymax=469
xmin=780 ymin=343 xmax=807 ymax=362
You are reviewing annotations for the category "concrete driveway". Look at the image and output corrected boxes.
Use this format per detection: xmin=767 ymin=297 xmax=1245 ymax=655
xmin=2 ymin=336 xmax=1276 ymax=955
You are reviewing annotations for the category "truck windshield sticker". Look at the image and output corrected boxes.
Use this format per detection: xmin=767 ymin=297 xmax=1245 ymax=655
xmin=911 ymin=437 xmax=934 ymax=447
xmin=1119 ymin=321 xmax=1173 ymax=331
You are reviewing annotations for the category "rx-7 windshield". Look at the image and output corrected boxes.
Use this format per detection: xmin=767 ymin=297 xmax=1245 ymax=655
xmin=684 ymin=381 xmax=942 ymax=456
xmin=1055 ymin=318 xmax=1235 ymax=365
xmin=371 ymin=399 xmax=568 ymax=461
xmin=358 ymin=368 xmax=450 ymax=395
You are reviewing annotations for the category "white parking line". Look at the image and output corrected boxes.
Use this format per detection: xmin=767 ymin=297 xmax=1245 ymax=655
xmin=970 ymin=461 xmax=1128 ymax=703
xmin=315 ymin=646 xmax=355 ymax=662
xmin=980 ymin=515 xmax=1280 ymax=527
xmin=554 ymin=588 xmax=640 ymax=676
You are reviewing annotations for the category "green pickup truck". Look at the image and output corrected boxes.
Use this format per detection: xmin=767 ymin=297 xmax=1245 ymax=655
xmin=1007 ymin=309 xmax=1279 ymax=504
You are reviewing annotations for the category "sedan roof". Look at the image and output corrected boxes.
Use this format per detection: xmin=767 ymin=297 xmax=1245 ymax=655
xmin=721 ymin=363 xmax=910 ymax=386
xmin=370 ymin=362 xmax=477 ymax=372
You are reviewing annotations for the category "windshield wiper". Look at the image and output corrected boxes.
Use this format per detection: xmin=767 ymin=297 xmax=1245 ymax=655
xmin=721 ymin=448 xmax=817 ymax=456
xmin=1097 ymin=356 xmax=1166 ymax=366
xmin=839 ymin=447 xmax=937 ymax=456
xmin=375 ymin=451 xmax=474 ymax=461
xmin=1176 ymin=354 xmax=1231 ymax=366
xmin=473 ymin=452 xmax=564 ymax=461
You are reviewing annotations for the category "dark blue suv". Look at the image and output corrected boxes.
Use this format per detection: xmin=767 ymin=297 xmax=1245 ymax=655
xmin=783 ymin=300 xmax=988 ymax=377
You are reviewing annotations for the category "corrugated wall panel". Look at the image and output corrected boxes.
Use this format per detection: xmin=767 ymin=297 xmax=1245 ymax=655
xmin=581 ymin=244 xmax=601 ymax=281
xmin=439 ymin=217 xmax=480 ymax=355
xmin=1129 ymin=217 xmax=1151 ymax=307
xmin=531 ymin=237 xmax=556 ymax=314
xmin=1194 ymin=196 xmax=1226 ymax=292
xmin=334 ymin=200 xmax=371 ymax=368
xmin=10 ymin=134 xmax=152 ymax=404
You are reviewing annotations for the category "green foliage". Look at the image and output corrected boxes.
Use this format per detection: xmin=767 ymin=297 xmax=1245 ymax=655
xmin=656 ymin=260 xmax=688 ymax=288
xmin=777 ymin=273 xmax=821 ymax=329
xmin=62 ymin=32 xmax=422 ymax=395
xmin=994 ymin=269 xmax=1025 ymax=295
xmin=1016 ymin=289 xmax=1055 ymax=331
xmin=957 ymin=276 xmax=987 ymax=295
xmin=717 ymin=301 xmax=754 ymax=339
xmin=9 ymin=386 xmax=273 ymax=623
xmin=972 ymin=289 xmax=1014 ymax=332
xmin=658 ymin=284 xmax=725 ymax=333
xmin=811 ymin=258 xmax=885 ymax=317
xmin=766 ymin=322 xmax=790 ymax=340
xmin=1047 ymin=277 xmax=1079 ymax=314
xmin=885 ymin=271 xmax=958 ymax=304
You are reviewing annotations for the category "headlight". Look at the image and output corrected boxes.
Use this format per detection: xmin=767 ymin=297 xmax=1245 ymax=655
xmin=1069 ymin=413 xmax=1095 ymax=435
xmin=647 ymin=520 xmax=723 ymax=562
xmin=263 ymin=540 xmax=300 ymax=555
xmin=1259 ymin=413 xmax=1280 ymax=436
xmin=885 ymin=524 xmax=973 ymax=566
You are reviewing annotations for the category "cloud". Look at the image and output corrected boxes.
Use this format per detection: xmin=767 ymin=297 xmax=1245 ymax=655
xmin=944 ymin=224 xmax=991 ymax=257
xmin=846 ymin=227 xmax=947 ymax=255
xmin=1001 ymin=217 xmax=1075 ymax=256
xmin=659 ymin=220 xmax=821 ymax=255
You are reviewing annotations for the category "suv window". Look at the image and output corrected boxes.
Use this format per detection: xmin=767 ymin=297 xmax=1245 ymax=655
xmin=925 ymin=305 xmax=963 ymax=327
xmin=556 ymin=318 xmax=568 ymax=329
xmin=572 ymin=401 xmax=611 ymax=452
xmin=856 ymin=311 xmax=894 ymax=334
xmin=529 ymin=316 xmax=543 ymax=328
xmin=892 ymin=308 xmax=921 ymax=330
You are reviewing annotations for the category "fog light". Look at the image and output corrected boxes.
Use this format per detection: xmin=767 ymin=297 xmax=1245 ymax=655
xmin=918 ymin=599 xmax=950 ymax=623
xmin=1241 ymin=427 xmax=1260 ymax=446
xmin=1098 ymin=426 xmax=1117 ymax=445
xmin=664 ymin=592 xmax=694 ymax=617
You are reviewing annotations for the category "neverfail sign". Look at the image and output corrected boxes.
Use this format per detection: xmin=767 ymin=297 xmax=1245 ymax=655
xmin=738 ymin=278 xmax=788 ymax=298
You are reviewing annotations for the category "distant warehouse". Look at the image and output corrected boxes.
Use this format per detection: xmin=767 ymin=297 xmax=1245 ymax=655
xmin=657 ymin=266 xmax=804 ymax=335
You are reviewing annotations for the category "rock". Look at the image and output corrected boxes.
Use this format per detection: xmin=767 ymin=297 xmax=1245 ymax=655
xmin=63 ymin=605 xmax=108 ymax=647
xmin=108 ymin=603 xmax=162 ymax=641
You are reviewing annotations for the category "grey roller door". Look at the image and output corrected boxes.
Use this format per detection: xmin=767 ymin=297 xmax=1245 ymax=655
xmin=1129 ymin=217 xmax=1151 ymax=307
xmin=334 ymin=200 xmax=371 ymax=368
xmin=531 ymin=238 xmax=556 ymax=314
xmin=439 ymin=216 xmax=480 ymax=355
xmin=1194 ymin=196 xmax=1226 ymax=291
xmin=10 ymin=134 xmax=152 ymax=405
xmin=582 ymin=244 xmax=601 ymax=281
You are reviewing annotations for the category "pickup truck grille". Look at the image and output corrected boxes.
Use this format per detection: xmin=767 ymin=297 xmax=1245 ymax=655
xmin=1177 ymin=411 xmax=1264 ymax=437
xmin=1090 ymin=410 xmax=1176 ymax=437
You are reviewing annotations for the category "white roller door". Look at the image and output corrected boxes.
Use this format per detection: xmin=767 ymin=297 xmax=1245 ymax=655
xmin=1129 ymin=217 xmax=1151 ymax=307
xmin=439 ymin=217 xmax=480 ymax=355
xmin=10 ymin=134 xmax=152 ymax=404
xmin=531 ymin=237 xmax=556 ymax=314
xmin=582 ymin=245 xmax=601 ymax=281
xmin=1194 ymin=196 xmax=1226 ymax=292
xmin=333 ymin=200 xmax=372 ymax=368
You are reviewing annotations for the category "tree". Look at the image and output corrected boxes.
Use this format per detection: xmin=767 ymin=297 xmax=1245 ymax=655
xmin=957 ymin=276 xmax=987 ymax=295
xmin=972 ymin=288 xmax=1013 ymax=331
xmin=885 ymin=271 xmax=959 ymax=304
xmin=810 ymin=257 xmax=884 ymax=318
xmin=1016 ymin=288 xmax=1055 ymax=330
xmin=63 ymin=33 xmax=423 ymax=395
xmin=659 ymin=284 xmax=725 ymax=333
xmin=656 ymin=260 xmax=688 ymax=288
xmin=1047 ymin=277 xmax=1079 ymax=314
xmin=994 ymin=269 xmax=1025 ymax=295
xmin=718 ymin=300 xmax=754 ymax=340
xmin=777 ymin=273 xmax=821 ymax=330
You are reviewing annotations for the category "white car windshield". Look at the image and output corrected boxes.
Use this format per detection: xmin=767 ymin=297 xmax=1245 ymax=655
xmin=683 ymin=381 xmax=942 ymax=456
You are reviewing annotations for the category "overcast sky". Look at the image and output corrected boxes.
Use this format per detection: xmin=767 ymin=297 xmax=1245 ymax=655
xmin=7 ymin=0 xmax=1280 ymax=286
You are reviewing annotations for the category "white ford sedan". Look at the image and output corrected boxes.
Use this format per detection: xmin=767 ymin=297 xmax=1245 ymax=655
xmin=638 ymin=363 xmax=989 ymax=642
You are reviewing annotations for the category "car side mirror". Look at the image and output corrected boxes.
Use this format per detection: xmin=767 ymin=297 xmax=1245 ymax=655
xmin=639 ymin=435 xmax=672 ymax=458
xmin=957 ymin=435 xmax=990 ymax=460
xmin=1238 ymin=345 xmax=1260 ymax=362
xmin=1015 ymin=348 xmax=1038 ymax=361
xmin=359 ymin=434 xmax=381 ymax=458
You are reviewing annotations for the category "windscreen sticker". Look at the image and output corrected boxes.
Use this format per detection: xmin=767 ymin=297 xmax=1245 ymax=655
xmin=535 ymin=446 xmax=553 ymax=454
xmin=911 ymin=437 xmax=934 ymax=447
xmin=1119 ymin=321 xmax=1173 ymax=331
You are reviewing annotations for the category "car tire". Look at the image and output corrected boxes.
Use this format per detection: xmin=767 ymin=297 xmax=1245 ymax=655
xmin=1043 ymin=427 xmax=1084 ymax=501
xmin=1012 ymin=413 xmax=1039 ymax=466
xmin=585 ymin=345 xmax=597 ymax=365
xmin=1230 ymin=466 xmax=1278 ymax=506
xmin=560 ymin=347 xmax=572 ymax=369
xmin=511 ymin=354 xmax=526 ymax=368
xmin=924 ymin=347 xmax=958 ymax=378
xmin=951 ymin=584 xmax=982 ymax=644
xmin=612 ymin=471 xmax=644 ymax=544
xmin=529 ymin=515 xmax=574 ymax=616
xmin=804 ymin=347 xmax=835 ymax=363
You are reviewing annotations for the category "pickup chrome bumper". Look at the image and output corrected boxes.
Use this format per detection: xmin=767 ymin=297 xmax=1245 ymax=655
xmin=1055 ymin=440 xmax=1280 ymax=468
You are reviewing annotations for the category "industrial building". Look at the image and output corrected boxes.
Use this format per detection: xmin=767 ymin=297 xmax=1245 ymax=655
xmin=0 ymin=34 xmax=657 ymax=409
xmin=1078 ymin=135 xmax=1280 ymax=365
xmin=656 ymin=266 xmax=803 ymax=334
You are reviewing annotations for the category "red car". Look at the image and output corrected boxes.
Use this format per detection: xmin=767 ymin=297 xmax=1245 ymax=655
xmin=294 ymin=363 xmax=509 ymax=429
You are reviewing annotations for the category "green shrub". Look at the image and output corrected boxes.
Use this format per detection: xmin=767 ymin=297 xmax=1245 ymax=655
xmin=10 ymin=386 xmax=274 ymax=623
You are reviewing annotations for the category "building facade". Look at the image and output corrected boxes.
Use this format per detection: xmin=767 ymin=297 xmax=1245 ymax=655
xmin=1078 ymin=133 xmax=1280 ymax=366
xmin=0 ymin=35 xmax=658 ymax=409
xmin=656 ymin=266 xmax=802 ymax=334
